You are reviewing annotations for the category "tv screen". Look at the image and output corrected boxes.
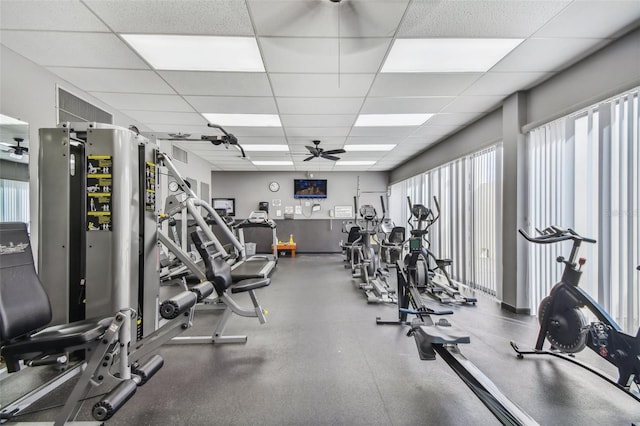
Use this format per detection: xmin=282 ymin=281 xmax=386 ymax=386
xmin=294 ymin=179 xmax=327 ymax=199
xmin=212 ymin=198 xmax=236 ymax=216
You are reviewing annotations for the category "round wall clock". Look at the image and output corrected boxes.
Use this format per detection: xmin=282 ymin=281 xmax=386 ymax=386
xmin=269 ymin=181 xmax=280 ymax=192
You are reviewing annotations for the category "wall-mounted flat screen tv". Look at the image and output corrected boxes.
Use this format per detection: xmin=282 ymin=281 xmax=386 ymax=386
xmin=212 ymin=198 xmax=236 ymax=216
xmin=294 ymin=179 xmax=327 ymax=199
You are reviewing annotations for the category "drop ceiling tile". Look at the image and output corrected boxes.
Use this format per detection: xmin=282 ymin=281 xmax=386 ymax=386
xmin=233 ymin=136 xmax=288 ymax=145
xmin=0 ymin=1 xmax=109 ymax=31
xmin=534 ymin=1 xmax=640 ymax=38
xmin=260 ymin=37 xmax=391 ymax=73
xmin=286 ymin=127 xmax=351 ymax=137
xmin=270 ymin=74 xmax=375 ymax=97
xmin=425 ymin=113 xmax=483 ymax=127
xmin=399 ymin=0 xmax=570 ymax=37
xmin=349 ymin=126 xmax=417 ymax=137
xmin=410 ymin=124 xmax=464 ymax=137
xmin=439 ymin=96 xmax=504 ymax=113
xmin=47 ymin=68 xmax=175 ymax=94
xmin=224 ymin=127 xmax=286 ymax=137
xmin=361 ymin=97 xmax=453 ymax=113
xmin=185 ymin=96 xmax=278 ymax=114
xmin=461 ymin=72 xmax=552 ymax=95
xmin=160 ymin=71 xmax=273 ymax=96
xmin=288 ymin=137 xmax=347 ymax=146
xmin=280 ymin=114 xmax=356 ymax=128
xmin=84 ymin=0 xmax=254 ymax=35
xmin=492 ymin=38 xmax=611 ymax=73
xmin=148 ymin=124 xmax=212 ymax=134
xmin=369 ymin=74 xmax=481 ymax=97
xmin=249 ymin=0 xmax=409 ymax=37
xmin=89 ymin=93 xmax=194 ymax=112
xmin=124 ymin=111 xmax=207 ymax=126
xmin=276 ymin=98 xmax=364 ymax=114
xmin=0 ymin=31 xmax=148 ymax=68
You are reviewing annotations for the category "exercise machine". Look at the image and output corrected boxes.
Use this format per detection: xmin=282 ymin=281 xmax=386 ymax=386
xmin=375 ymin=203 xmax=537 ymax=425
xmin=340 ymin=220 xmax=361 ymax=266
xmin=0 ymin=222 xmax=211 ymax=424
xmin=350 ymin=197 xmax=395 ymax=303
xmin=378 ymin=218 xmax=405 ymax=269
xmin=406 ymin=197 xmax=476 ymax=305
xmin=234 ymin=210 xmax=278 ymax=261
xmin=511 ymin=226 xmax=640 ymax=402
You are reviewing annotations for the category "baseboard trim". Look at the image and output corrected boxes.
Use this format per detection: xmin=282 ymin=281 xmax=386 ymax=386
xmin=501 ymin=302 xmax=531 ymax=315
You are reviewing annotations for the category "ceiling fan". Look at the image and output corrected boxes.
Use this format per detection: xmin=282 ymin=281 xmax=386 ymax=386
xmin=0 ymin=138 xmax=29 ymax=158
xmin=304 ymin=140 xmax=346 ymax=162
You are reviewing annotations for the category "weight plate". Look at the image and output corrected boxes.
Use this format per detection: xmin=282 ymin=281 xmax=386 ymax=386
xmin=538 ymin=296 xmax=587 ymax=353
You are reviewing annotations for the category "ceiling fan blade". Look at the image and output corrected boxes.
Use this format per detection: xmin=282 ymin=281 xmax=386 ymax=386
xmin=323 ymin=149 xmax=346 ymax=155
xmin=305 ymin=146 xmax=320 ymax=156
xmin=303 ymin=155 xmax=316 ymax=162
xmin=321 ymin=154 xmax=341 ymax=161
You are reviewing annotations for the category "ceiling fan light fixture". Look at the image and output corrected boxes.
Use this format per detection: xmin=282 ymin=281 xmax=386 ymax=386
xmin=382 ymin=38 xmax=524 ymax=73
xmin=354 ymin=114 xmax=433 ymax=127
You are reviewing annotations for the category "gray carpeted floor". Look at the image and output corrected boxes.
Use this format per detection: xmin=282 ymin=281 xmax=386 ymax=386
xmin=2 ymin=254 xmax=639 ymax=425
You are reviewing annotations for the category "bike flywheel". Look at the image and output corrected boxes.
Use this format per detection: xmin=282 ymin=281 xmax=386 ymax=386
xmin=538 ymin=295 xmax=588 ymax=353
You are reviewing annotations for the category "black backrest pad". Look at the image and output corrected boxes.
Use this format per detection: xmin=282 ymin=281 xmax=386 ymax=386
xmin=0 ymin=222 xmax=52 ymax=342
xmin=347 ymin=226 xmax=362 ymax=244
xmin=190 ymin=231 xmax=233 ymax=295
xmin=389 ymin=227 xmax=405 ymax=244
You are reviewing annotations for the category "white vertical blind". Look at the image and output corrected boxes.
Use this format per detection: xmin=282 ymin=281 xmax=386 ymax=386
xmin=0 ymin=178 xmax=30 ymax=224
xmin=526 ymin=87 xmax=639 ymax=333
xmin=389 ymin=145 xmax=501 ymax=296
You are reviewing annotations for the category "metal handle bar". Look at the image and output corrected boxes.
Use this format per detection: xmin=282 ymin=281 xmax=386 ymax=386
xmin=518 ymin=227 xmax=596 ymax=244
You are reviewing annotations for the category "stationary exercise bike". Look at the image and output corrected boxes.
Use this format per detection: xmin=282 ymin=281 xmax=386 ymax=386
xmin=511 ymin=226 xmax=640 ymax=402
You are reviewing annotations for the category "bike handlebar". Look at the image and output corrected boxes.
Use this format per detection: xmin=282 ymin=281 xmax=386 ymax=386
xmin=518 ymin=226 xmax=596 ymax=244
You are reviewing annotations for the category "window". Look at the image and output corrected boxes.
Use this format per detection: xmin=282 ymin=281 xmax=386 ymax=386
xmin=526 ymin=88 xmax=639 ymax=333
xmin=390 ymin=145 xmax=502 ymax=296
xmin=0 ymin=179 xmax=29 ymax=224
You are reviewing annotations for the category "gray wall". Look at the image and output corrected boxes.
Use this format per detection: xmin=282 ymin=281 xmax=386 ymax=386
xmin=389 ymin=27 xmax=640 ymax=312
xmin=211 ymin=171 xmax=389 ymax=220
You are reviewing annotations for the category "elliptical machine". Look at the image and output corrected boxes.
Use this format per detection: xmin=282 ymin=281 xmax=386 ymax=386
xmin=349 ymin=197 xmax=395 ymax=303
xmin=512 ymin=226 xmax=640 ymax=402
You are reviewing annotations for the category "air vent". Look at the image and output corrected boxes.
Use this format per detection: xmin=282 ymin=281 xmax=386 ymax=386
xmin=57 ymin=87 xmax=113 ymax=124
xmin=172 ymin=145 xmax=188 ymax=163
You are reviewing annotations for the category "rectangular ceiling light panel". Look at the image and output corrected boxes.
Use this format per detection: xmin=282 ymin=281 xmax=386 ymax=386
xmin=382 ymin=38 xmax=524 ymax=73
xmin=202 ymin=113 xmax=282 ymax=127
xmin=122 ymin=34 xmax=265 ymax=72
xmin=344 ymin=144 xmax=396 ymax=151
xmin=354 ymin=114 xmax=432 ymax=127
xmin=252 ymin=160 xmax=293 ymax=166
xmin=242 ymin=144 xmax=289 ymax=152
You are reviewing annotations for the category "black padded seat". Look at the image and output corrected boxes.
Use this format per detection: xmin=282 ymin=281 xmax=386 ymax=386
xmin=231 ymin=278 xmax=270 ymax=294
xmin=0 ymin=222 xmax=111 ymax=373
xmin=435 ymin=259 xmax=453 ymax=267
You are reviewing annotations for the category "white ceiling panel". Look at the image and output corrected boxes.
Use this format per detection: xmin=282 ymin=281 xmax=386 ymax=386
xmin=369 ymin=74 xmax=481 ymax=97
xmin=0 ymin=31 xmax=148 ymax=69
xmin=462 ymin=72 xmax=552 ymax=96
xmin=270 ymin=74 xmax=375 ymax=97
xmin=534 ymin=1 xmax=640 ymax=38
xmin=260 ymin=37 xmax=391 ymax=73
xmin=185 ymin=96 xmax=278 ymax=114
xmin=89 ymin=93 xmax=194 ymax=112
xmin=0 ymin=1 xmax=109 ymax=31
xmin=276 ymin=98 xmax=364 ymax=114
xmin=47 ymin=68 xmax=175 ymax=94
xmin=160 ymin=71 xmax=273 ymax=96
xmin=2 ymin=0 xmax=636 ymax=172
xmin=286 ymin=127 xmax=351 ymax=137
xmin=349 ymin=126 xmax=417 ymax=137
xmin=122 ymin=111 xmax=207 ymax=126
xmin=249 ymin=0 xmax=409 ymax=37
xmin=491 ymin=38 xmax=610 ymax=73
xmin=399 ymin=1 xmax=571 ymax=38
xmin=83 ymin=0 xmax=254 ymax=35
xmin=411 ymin=124 xmax=464 ymax=137
xmin=361 ymin=97 xmax=453 ymax=114
xmin=280 ymin=114 xmax=356 ymax=128
xmin=439 ymin=96 xmax=504 ymax=113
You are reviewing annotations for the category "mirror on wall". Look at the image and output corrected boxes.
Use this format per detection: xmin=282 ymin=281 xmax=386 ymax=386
xmin=0 ymin=114 xmax=30 ymax=224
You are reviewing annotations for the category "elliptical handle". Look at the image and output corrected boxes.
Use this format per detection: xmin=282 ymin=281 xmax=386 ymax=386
xmin=519 ymin=227 xmax=596 ymax=244
xmin=431 ymin=196 xmax=440 ymax=223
